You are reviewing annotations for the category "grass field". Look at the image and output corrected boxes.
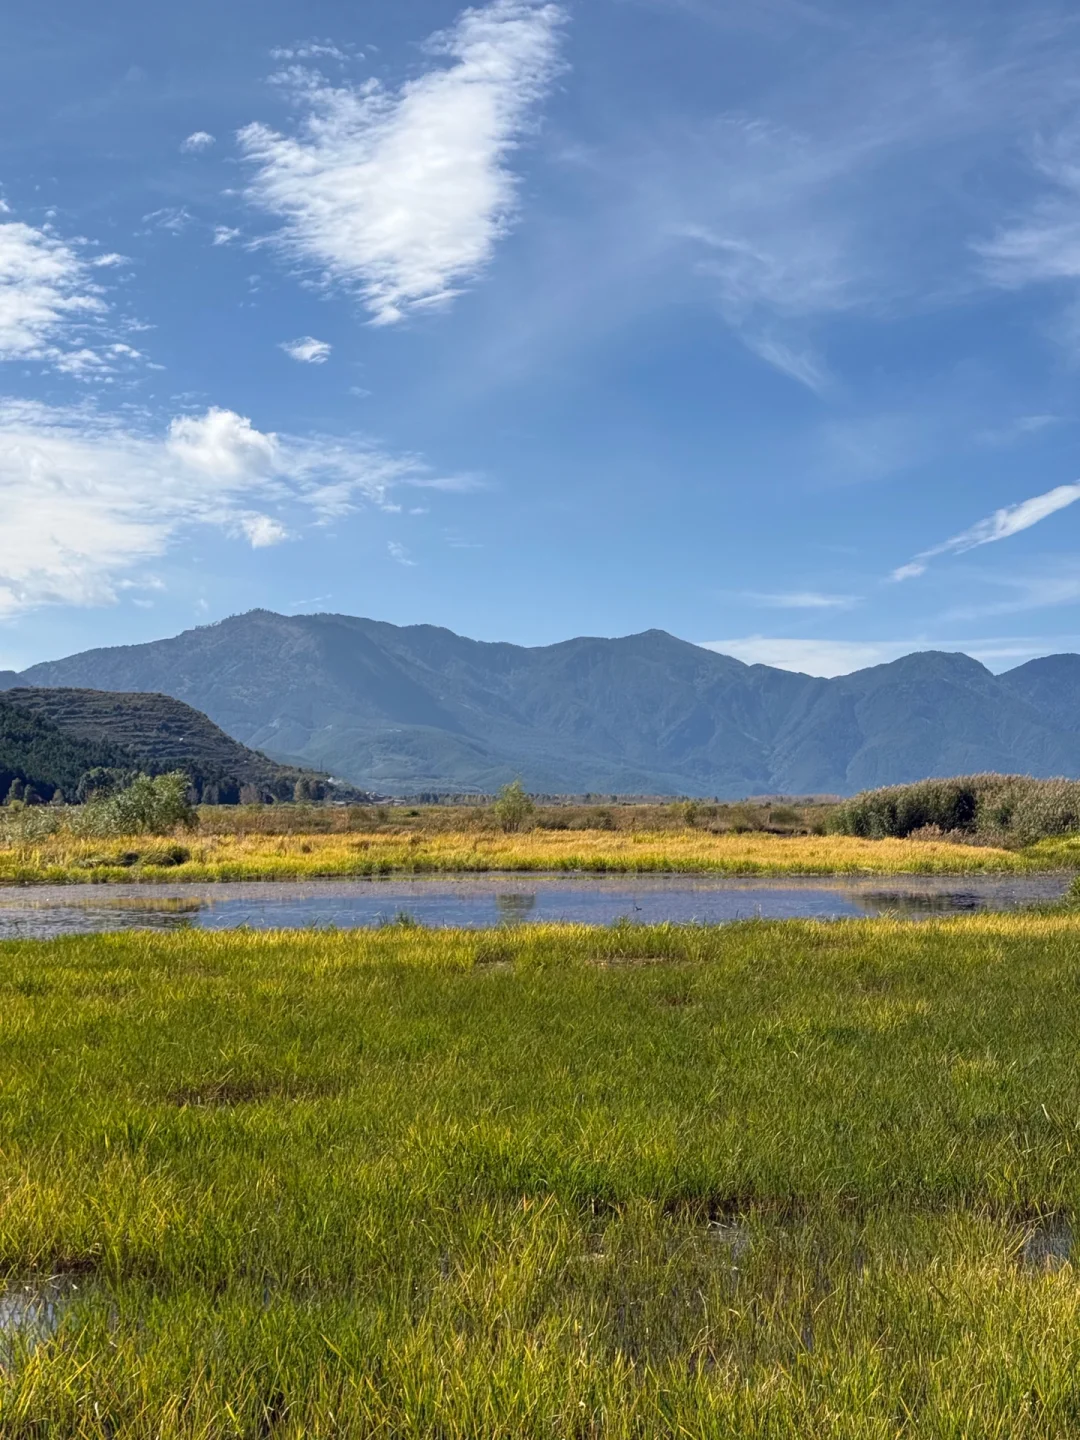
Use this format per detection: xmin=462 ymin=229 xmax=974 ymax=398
xmin=0 ymin=826 xmax=1049 ymax=885
xmin=5 ymin=916 xmax=1080 ymax=1434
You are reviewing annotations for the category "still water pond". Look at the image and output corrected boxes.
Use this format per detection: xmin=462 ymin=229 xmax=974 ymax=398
xmin=0 ymin=874 xmax=1070 ymax=939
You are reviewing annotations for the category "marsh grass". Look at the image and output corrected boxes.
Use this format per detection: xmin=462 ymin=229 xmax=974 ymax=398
xmin=5 ymin=917 xmax=1080 ymax=1433
xmin=0 ymin=827 xmax=1043 ymax=886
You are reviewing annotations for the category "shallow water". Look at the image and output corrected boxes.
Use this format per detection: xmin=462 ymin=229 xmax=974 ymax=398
xmin=0 ymin=873 xmax=1070 ymax=939
xmin=0 ymin=1277 xmax=78 ymax=1366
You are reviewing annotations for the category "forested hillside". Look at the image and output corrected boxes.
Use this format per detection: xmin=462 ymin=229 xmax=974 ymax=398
xmin=0 ymin=697 xmax=134 ymax=802
xmin=0 ymin=688 xmax=347 ymax=803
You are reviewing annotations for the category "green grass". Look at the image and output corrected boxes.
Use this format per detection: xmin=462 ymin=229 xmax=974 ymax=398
xmin=4 ymin=917 xmax=1080 ymax=1434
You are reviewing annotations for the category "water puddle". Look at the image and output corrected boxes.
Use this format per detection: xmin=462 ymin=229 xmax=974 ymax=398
xmin=0 ymin=1275 xmax=79 ymax=1365
xmin=0 ymin=874 xmax=1069 ymax=939
xmin=706 ymin=1220 xmax=751 ymax=1266
xmin=1019 ymin=1215 xmax=1073 ymax=1272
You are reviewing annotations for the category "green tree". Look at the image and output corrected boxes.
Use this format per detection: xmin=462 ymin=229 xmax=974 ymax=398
xmin=493 ymin=779 xmax=535 ymax=834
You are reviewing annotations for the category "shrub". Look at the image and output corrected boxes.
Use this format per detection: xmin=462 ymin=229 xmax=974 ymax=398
xmin=492 ymin=780 xmax=535 ymax=834
xmin=72 ymin=772 xmax=198 ymax=838
xmin=828 ymin=774 xmax=1080 ymax=847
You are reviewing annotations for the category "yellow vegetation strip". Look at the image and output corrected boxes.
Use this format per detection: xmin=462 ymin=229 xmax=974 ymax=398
xmin=0 ymin=827 xmax=1051 ymax=883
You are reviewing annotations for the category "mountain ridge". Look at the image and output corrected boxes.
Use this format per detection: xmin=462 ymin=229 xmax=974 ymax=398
xmin=3 ymin=610 xmax=1078 ymax=796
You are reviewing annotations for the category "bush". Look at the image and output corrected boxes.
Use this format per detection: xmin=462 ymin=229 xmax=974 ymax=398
xmin=72 ymin=772 xmax=198 ymax=839
xmin=828 ymin=774 xmax=1080 ymax=847
xmin=492 ymin=780 xmax=535 ymax=834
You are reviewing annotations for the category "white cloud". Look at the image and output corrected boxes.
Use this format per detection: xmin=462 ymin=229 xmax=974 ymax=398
xmin=699 ymin=634 xmax=1080 ymax=677
xmin=742 ymin=589 xmax=857 ymax=609
xmin=0 ymin=220 xmax=106 ymax=365
xmin=701 ymin=636 xmax=903 ymax=675
xmin=387 ymin=540 xmax=416 ymax=566
xmin=976 ymin=130 xmax=1080 ymax=286
xmin=238 ymin=0 xmax=565 ymax=324
xmin=143 ymin=207 xmax=194 ymax=233
xmin=893 ymin=482 xmax=1080 ymax=580
xmin=890 ymin=562 xmax=926 ymax=583
xmin=976 ymin=414 xmax=1060 ymax=447
xmin=0 ymin=401 xmax=448 ymax=617
xmin=238 ymin=513 xmax=290 ymax=547
xmin=281 ymin=335 xmax=332 ymax=363
xmin=625 ymin=17 xmax=1080 ymax=388
xmin=942 ymin=568 xmax=1080 ymax=622
xmin=270 ymin=42 xmax=349 ymax=62
xmin=181 ymin=131 xmax=216 ymax=153
xmin=212 ymin=226 xmax=241 ymax=246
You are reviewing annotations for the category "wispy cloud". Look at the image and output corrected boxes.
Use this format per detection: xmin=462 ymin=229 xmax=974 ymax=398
xmin=976 ymin=414 xmax=1061 ymax=447
xmin=741 ymin=589 xmax=857 ymax=609
xmin=975 ymin=123 xmax=1080 ymax=352
xmin=238 ymin=0 xmax=566 ymax=324
xmin=270 ymin=41 xmax=350 ymax=63
xmin=280 ymin=335 xmax=331 ymax=363
xmin=0 ymin=401 xmax=450 ymax=617
xmin=180 ymin=131 xmax=216 ymax=153
xmin=628 ymin=16 xmax=1080 ymax=388
xmin=701 ymin=636 xmax=906 ymax=675
xmin=976 ymin=127 xmax=1080 ymax=290
xmin=387 ymin=540 xmax=416 ymax=566
xmin=142 ymin=206 xmax=195 ymax=234
xmin=892 ymin=481 xmax=1080 ymax=581
xmin=700 ymin=634 xmax=1079 ymax=677
xmin=942 ymin=567 xmax=1080 ymax=622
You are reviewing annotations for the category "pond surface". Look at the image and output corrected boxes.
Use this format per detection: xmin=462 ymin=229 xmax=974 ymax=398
xmin=0 ymin=873 xmax=1070 ymax=939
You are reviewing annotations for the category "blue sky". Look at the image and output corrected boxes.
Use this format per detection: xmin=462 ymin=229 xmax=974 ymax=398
xmin=5 ymin=0 xmax=1080 ymax=676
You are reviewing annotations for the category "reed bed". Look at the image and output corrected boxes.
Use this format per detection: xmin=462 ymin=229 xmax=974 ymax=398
xmin=4 ymin=916 xmax=1080 ymax=1434
xmin=0 ymin=826 xmax=1042 ymax=885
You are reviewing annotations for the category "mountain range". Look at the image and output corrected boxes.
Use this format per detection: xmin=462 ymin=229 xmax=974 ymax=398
xmin=3 ymin=609 xmax=1080 ymax=797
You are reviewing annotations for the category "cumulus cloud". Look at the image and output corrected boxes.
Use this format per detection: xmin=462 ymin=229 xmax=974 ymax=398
xmin=238 ymin=0 xmax=565 ymax=324
xmin=892 ymin=482 xmax=1080 ymax=581
xmin=0 ymin=401 xmax=447 ymax=617
xmin=181 ymin=131 xmax=216 ymax=152
xmin=0 ymin=220 xmax=107 ymax=366
xmin=281 ymin=335 xmax=331 ymax=363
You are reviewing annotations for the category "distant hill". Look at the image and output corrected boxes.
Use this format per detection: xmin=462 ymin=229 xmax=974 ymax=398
xmin=0 ymin=687 xmax=344 ymax=803
xmin=5 ymin=610 xmax=1080 ymax=796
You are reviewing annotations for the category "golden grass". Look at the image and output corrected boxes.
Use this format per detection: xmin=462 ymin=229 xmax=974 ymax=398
xmin=0 ymin=825 xmax=1046 ymax=884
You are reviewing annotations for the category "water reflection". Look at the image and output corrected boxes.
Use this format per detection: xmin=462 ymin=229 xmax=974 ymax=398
xmin=494 ymin=893 xmax=538 ymax=925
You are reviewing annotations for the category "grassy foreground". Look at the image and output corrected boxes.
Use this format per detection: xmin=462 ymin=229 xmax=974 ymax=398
xmin=0 ymin=826 xmax=1046 ymax=884
xmin=5 ymin=917 xmax=1080 ymax=1434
